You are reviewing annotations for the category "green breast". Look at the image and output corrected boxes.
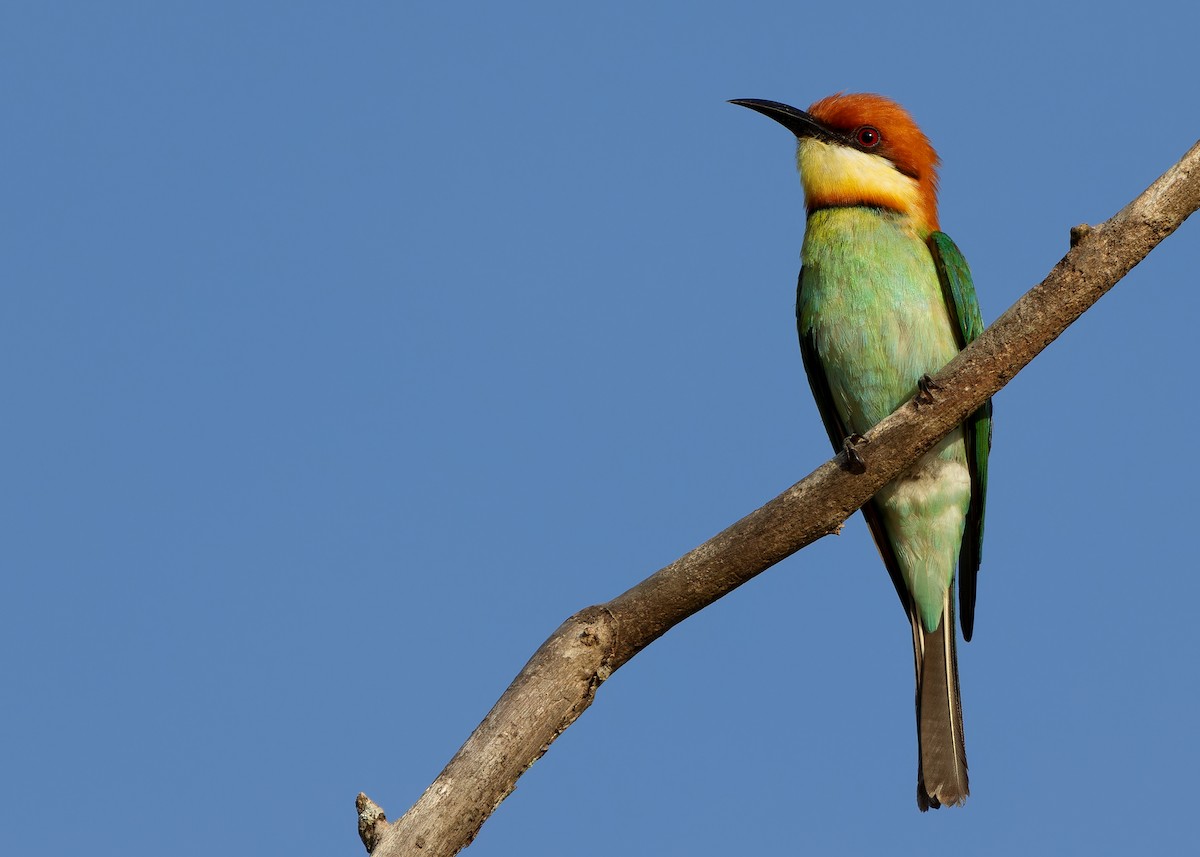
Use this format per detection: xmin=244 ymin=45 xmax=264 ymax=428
xmin=799 ymin=207 xmax=960 ymax=433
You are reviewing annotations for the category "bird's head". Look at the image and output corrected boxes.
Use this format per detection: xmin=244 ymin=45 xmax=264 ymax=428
xmin=731 ymin=93 xmax=941 ymax=234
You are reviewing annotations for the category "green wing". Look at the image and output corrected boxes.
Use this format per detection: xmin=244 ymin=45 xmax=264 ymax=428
xmin=927 ymin=232 xmax=992 ymax=642
xmin=797 ymin=268 xmax=911 ymax=614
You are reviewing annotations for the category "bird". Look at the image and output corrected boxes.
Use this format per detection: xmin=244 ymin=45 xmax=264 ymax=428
xmin=730 ymin=93 xmax=992 ymax=810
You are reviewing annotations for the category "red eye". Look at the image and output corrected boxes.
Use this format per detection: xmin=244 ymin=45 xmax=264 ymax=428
xmin=855 ymin=126 xmax=881 ymax=148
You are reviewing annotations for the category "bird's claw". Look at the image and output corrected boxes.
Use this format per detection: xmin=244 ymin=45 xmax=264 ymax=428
xmin=914 ymin=374 xmax=941 ymax=408
xmin=842 ymin=433 xmax=868 ymax=474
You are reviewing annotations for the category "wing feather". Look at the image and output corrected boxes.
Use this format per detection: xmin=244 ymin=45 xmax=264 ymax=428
xmin=927 ymin=233 xmax=992 ymax=642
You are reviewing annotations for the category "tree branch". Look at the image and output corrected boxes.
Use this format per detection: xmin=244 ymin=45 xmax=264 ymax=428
xmin=362 ymin=140 xmax=1200 ymax=856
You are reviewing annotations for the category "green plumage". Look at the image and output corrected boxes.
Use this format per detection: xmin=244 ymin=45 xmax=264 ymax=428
xmin=928 ymin=232 xmax=992 ymax=641
xmin=798 ymin=207 xmax=988 ymax=632
xmin=797 ymin=205 xmax=991 ymax=809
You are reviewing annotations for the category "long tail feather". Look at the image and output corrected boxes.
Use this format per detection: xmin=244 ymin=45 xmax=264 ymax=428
xmin=912 ymin=590 xmax=969 ymax=810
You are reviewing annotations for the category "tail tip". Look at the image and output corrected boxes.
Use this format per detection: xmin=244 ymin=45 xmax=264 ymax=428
xmin=916 ymin=782 xmax=964 ymax=806
xmin=917 ymin=778 xmax=968 ymax=811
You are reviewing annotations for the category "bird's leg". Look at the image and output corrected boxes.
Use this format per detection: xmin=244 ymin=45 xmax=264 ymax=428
xmin=842 ymin=432 xmax=868 ymax=474
xmin=914 ymin=374 xmax=941 ymax=408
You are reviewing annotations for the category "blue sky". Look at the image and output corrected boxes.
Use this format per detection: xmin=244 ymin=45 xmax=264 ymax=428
xmin=4 ymin=3 xmax=1198 ymax=855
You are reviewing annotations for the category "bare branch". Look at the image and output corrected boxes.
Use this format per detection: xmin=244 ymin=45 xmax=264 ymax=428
xmin=362 ymin=140 xmax=1200 ymax=856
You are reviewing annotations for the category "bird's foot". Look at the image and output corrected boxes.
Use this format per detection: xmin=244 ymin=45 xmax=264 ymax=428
xmin=842 ymin=433 xmax=868 ymax=474
xmin=914 ymin=374 xmax=941 ymax=408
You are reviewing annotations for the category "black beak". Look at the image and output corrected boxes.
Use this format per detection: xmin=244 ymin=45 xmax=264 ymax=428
xmin=728 ymin=99 xmax=838 ymax=143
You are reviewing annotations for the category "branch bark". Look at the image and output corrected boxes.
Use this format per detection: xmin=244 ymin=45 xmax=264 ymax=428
xmin=362 ymin=140 xmax=1200 ymax=856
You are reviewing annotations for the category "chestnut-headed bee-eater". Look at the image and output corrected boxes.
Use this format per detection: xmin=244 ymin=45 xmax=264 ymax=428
xmin=731 ymin=93 xmax=992 ymax=810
